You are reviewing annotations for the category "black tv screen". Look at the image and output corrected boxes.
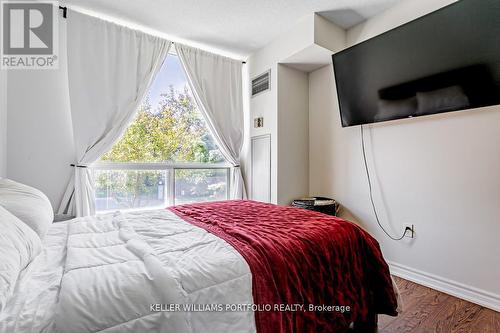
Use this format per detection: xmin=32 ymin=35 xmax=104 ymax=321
xmin=332 ymin=0 xmax=500 ymax=127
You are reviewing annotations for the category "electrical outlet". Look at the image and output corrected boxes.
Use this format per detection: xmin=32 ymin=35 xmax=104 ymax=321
xmin=404 ymin=224 xmax=415 ymax=238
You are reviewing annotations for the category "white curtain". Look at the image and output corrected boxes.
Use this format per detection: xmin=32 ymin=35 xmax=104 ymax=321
xmin=176 ymin=44 xmax=247 ymax=199
xmin=58 ymin=11 xmax=171 ymax=216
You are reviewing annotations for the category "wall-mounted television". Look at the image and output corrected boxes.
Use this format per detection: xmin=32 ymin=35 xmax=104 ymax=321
xmin=332 ymin=0 xmax=500 ymax=127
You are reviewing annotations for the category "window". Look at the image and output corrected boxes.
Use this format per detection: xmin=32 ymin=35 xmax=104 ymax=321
xmin=93 ymin=53 xmax=229 ymax=212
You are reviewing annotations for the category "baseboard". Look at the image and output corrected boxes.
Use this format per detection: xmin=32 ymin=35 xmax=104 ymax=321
xmin=388 ymin=261 xmax=500 ymax=312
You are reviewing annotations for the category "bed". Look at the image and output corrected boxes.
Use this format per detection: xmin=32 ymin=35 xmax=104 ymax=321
xmin=0 ymin=179 xmax=399 ymax=333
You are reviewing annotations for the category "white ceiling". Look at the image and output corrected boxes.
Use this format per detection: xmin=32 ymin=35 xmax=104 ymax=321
xmin=61 ymin=0 xmax=401 ymax=59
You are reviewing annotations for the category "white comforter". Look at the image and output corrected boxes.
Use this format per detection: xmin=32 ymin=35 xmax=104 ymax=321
xmin=0 ymin=209 xmax=256 ymax=333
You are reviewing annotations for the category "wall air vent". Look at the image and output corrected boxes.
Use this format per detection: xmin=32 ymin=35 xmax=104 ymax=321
xmin=251 ymin=70 xmax=271 ymax=97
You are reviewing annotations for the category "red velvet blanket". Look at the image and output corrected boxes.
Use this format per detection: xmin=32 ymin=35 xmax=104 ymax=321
xmin=169 ymin=200 xmax=397 ymax=333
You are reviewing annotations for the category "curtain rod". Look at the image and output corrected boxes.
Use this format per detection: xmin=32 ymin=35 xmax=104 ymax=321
xmin=58 ymin=7 xmax=247 ymax=64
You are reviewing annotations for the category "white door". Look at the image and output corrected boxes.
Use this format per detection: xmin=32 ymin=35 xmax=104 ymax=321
xmin=251 ymin=134 xmax=271 ymax=203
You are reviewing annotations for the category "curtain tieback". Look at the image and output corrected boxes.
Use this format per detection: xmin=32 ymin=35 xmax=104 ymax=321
xmin=70 ymin=164 xmax=89 ymax=168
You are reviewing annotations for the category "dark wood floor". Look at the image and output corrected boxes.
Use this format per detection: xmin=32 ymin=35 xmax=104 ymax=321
xmin=377 ymin=276 xmax=499 ymax=333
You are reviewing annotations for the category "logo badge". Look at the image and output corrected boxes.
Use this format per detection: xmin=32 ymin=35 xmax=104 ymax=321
xmin=1 ymin=1 xmax=58 ymax=69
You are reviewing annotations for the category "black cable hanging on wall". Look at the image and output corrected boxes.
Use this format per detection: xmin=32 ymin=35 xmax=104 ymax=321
xmin=360 ymin=125 xmax=408 ymax=241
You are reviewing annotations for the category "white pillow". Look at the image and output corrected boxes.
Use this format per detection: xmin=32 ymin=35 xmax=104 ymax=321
xmin=0 ymin=179 xmax=54 ymax=239
xmin=0 ymin=206 xmax=42 ymax=312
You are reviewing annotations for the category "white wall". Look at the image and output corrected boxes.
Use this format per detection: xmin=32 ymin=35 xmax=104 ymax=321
xmin=6 ymin=20 xmax=74 ymax=210
xmin=0 ymin=69 xmax=7 ymax=177
xmin=309 ymin=0 xmax=500 ymax=310
xmin=346 ymin=0 xmax=457 ymax=46
xmin=247 ymin=14 xmax=344 ymax=204
xmin=247 ymin=14 xmax=316 ymax=204
xmin=277 ymin=64 xmax=309 ymax=205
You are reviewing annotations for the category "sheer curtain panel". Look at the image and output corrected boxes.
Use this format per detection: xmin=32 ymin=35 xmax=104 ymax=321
xmin=58 ymin=11 xmax=171 ymax=216
xmin=176 ymin=44 xmax=247 ymax=199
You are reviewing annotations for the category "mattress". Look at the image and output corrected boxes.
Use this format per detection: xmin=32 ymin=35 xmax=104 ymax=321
xmin=0 ymin=209 xmax=256 ymax=333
